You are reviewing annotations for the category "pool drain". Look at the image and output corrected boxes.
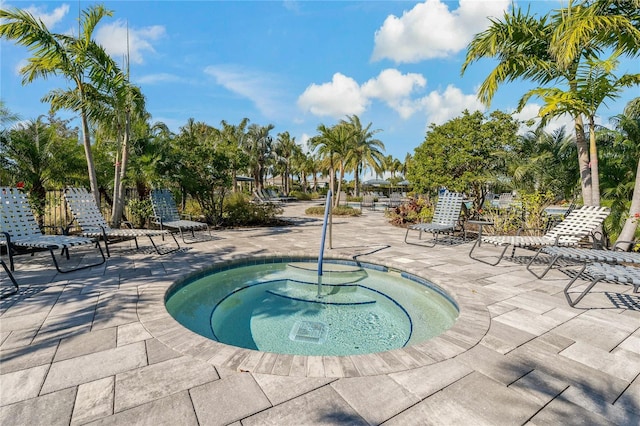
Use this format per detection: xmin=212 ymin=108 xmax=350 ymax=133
xmin=289 ymin=321 xmax=327 ymax=344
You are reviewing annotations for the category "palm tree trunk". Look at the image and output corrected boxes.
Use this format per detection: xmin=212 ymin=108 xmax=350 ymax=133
xmin=112 ymin=115 xmax=131 ymax=227
xmin=335 ymin=161 xmax=345 ymax=208
xmin=616 ymin=156 xmax=640 ymax=250
xmin=111 ymin=149 xmax=122 ymax=224
xmin=232 ymin=170 xmax=238 ymax=193
xmin=574 ymin=115 xmax=592 ymax=206
xmin=588 ymin=116 xmax=600 ymax=207
xmin=355 ymin=163 xmax=361 ymax=197
xmin=80 ymin=110 xmax=100 ymax=207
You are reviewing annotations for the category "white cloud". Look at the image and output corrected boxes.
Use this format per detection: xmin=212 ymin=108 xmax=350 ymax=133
xmin=282 ymin=0 xmax=301 ymax=13
xmin=298 ymin=69 xmax=428 ymax=119
xmin=371 ymin=0 xmax=509 ymax=63
xmin=204 ymin=65 xmax=285 ymax=119
xmin=297 ymin=73 xmax=369 ymax=118
xmin=136 ymin=73 xmax=184 ymax=85
xmin=24 ymin=4 xmax=69 ymax=29
xmin=13 ymin=58 xmax=27 ymax=76
xmin=94 ymin=20 xmax=165 ymax=65
xmin=362 ymin=69 xmax=426 ymax=118
xmin=418 ymin=84 xmax=486 ymax=125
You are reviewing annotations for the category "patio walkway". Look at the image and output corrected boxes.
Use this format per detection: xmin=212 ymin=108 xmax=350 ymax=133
xmin=1 ymin=201 xmax=639 ymax=425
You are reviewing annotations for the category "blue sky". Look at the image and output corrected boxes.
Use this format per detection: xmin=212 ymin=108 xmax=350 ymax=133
xmin=1 ymin=0 xmax=639 ymax=165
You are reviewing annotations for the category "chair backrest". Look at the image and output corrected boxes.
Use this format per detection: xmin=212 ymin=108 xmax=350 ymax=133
xmin=498 ymin=192 xmax=514 ymax=208
xmin=338 ymin=191 xmax=348 ymax=206
xmin=261 ymin=189 xmax=273 ymax=199
xmin=64 ymin=187 xmax=111 ymax=232
xmin=0 ymin=187 xmax=44 ymax=239
xmin=432 ymin=192 xmax=464 ymax=226
xmin=150 ymin=189 xmax=181 ymax=222
xmin=544 ymin=205 xmax=610 ymax=243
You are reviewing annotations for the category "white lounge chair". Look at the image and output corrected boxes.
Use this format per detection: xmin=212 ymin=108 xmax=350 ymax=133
xmin=64 ymin=187 xmax=180 ymax=257
xmin=360 ymin=194 xmax=375 ymax=210
xmin=526 ymin=241 xmax=640 ymax=279
xmin=404 ymin=192 xmax=465 ymax=247
xmin=388 ymin=193 xmax=403 ymax=208
xmin=0 ymin=187 xmax=105 ymax=273
xmin=468 ymin=205 xmax=610 ymax=266
xmin=149 ymin=189 xmax=212 ymax=244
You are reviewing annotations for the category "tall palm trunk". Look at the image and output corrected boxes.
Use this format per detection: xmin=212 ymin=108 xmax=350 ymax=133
xmin=80 ymin=108 xmax=100 ymax=207
xmin=587 ymin=115 xmax=600 ymax=207
xmin=574 ymin=115 xmax=592 ymax=206
xmin=334 ymin=160 xmax=345 ymax=208
xmin=354 ymin=163 xmax=361 ymax=197
xmin=616 ymin=156 xmax=640 ymax=250
xmin=111 ymin=112 xmax=130 ymax=227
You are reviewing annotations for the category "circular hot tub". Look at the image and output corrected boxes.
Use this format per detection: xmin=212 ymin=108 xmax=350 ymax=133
xmin=165 ymin=258 xmax=459 ymax=356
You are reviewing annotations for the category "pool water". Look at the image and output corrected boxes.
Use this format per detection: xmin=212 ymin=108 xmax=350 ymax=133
xmin=165 ymin=260 xmax=459 ymax=356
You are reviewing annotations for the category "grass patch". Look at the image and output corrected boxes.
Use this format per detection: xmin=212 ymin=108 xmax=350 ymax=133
xmin=305 ymin=206 xmax=362 ymax=216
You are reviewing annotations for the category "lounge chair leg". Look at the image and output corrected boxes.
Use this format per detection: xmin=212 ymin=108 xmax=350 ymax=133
xmin=526 ymin=249 xmax=561 ymax=279
xmin=404 ymin=227 xmax=437 ymax=247
xmin=0 ymin=259 xmax=19 ymax=299
xmin=7 ymin=248 xmax=15 ymax=272
xmin=563 ymin=262 xmax=595 ymax=307
xmin=146 ymin=233 xmax=180 ymax=255
xmin=46 ymin=243 xmax=106 ymax=274
xmin=468 ymin=238 xmax=510 ymax=266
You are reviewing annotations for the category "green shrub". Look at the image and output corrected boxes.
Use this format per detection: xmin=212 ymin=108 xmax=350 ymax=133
xmin=290 ymin=190 xmax=312 ymax=201
xmin=128 ymin=199 xmax=153 ymax=228
xmin=386 ymin=197 xmax=432 ymax=226
xmin=223 ymin=193 xmax=284 ymax=226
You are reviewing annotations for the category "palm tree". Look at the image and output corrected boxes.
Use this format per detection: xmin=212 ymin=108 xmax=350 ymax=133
xmin=1 ymin=5 xmax=115 ymax=206
xmin=609 ymin=98 xmax=640 ymax=247
xmin=219 ymin=118 xmax=250 ymax=193
xmin=462 ymin=1 xmax=640 ymax=206
xmin=274 ymin=131 xmax=298 ymax=195
xmin=80 ymin=57 xmax=146 ymax=225
xmin=341 ymin=115 xmax=385 ymax=197
xmin=1 ymin=115 xmax=86 ymax=225
xmin=511 ymin=127 xmax=578 ymax=199
xmin=244 ymin=123 xmax=274 ymax=192
xmin=310 ymin=123 xmax=354 ymax=207
xmin=520 ymin=54 xmax=640 ymax=206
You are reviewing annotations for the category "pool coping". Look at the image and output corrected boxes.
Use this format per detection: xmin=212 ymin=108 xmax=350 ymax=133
xmin=137 ymin=252 xmax=491 ymax=378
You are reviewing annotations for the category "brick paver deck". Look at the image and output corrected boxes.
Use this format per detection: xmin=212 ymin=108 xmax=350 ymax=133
xmin=1 ymin=201 xmax=638 ymax=425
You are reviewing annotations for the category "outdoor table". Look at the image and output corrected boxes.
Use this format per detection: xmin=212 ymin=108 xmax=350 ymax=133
xmin=467 ymin=220 xmax=494 ymax=245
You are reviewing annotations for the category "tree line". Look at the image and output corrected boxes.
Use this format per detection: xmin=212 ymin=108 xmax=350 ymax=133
xmin=1 ymin=1 xmax=639 ymax=244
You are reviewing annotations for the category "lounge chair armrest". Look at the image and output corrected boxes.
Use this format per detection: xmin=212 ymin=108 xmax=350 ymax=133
xmin=122 ymin=221 xmax=135 ymax=229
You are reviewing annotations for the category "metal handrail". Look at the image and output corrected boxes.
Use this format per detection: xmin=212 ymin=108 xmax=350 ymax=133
xmin=317 ymin=190 xmax=332 ymax=296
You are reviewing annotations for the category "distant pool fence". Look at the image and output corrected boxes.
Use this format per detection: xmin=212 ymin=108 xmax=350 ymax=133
xmin=40 ymin=188 xmax=141 ymax=235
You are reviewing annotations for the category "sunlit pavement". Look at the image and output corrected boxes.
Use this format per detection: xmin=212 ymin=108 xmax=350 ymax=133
xmin=1 ymin=201 xmax=639 ymax=425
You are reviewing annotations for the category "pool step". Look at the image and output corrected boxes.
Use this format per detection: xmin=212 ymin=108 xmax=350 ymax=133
xmin=286 ymin=262 xmax=368 ymax=285
xmin=287 ymin=262 xmax=364 ymax=273
xmin=268 ymin=281 xmax=377 ymax=305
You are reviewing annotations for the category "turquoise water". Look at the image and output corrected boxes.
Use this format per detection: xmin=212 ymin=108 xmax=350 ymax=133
xmin=165 ymin=261 xmax=459 ymax=356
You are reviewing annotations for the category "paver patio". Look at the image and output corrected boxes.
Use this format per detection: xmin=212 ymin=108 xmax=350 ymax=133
xmin=1 ymin=201 xmax=639 ymax=425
